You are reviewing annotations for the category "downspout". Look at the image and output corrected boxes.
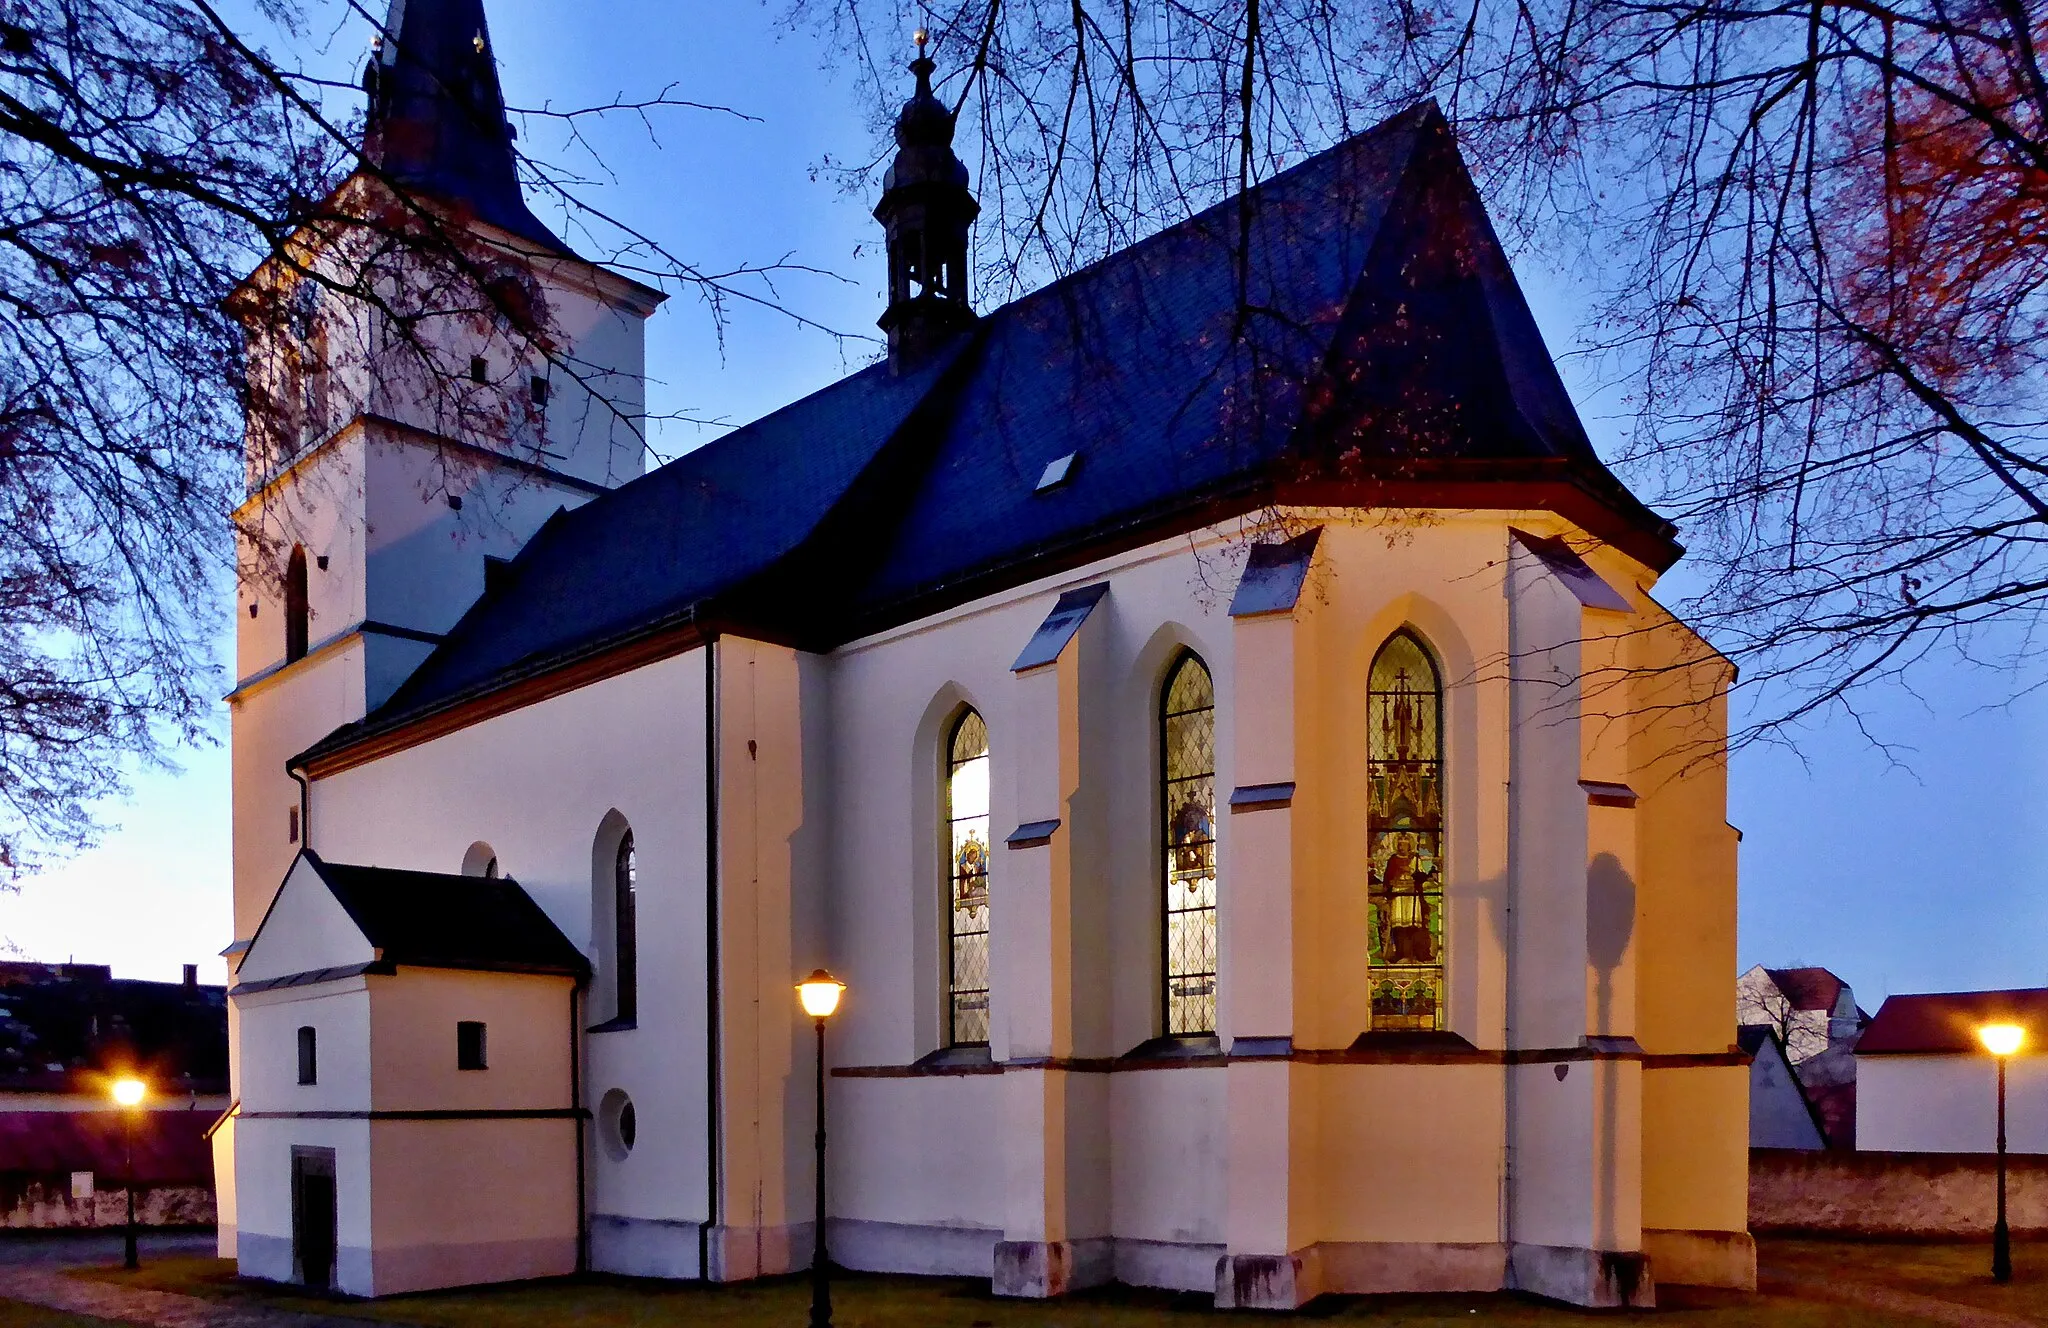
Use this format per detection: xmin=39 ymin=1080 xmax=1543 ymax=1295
xmin=570 ymin=979 xmax=588 ymax=1273
xmin=288 ymin=765 xmax=312 ymax=852
xmin=1500 ymin=531 xmax=1519 ymax=1276
xmin=699 ymin=638 xmax=723 ymax=1283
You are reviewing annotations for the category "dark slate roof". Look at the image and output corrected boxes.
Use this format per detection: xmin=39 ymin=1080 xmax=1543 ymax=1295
xmin=302 ymin=102 xmax=1678 ymax=768
xmin=363 ymin=0 xmax=567 ymax=253
xmin=300 ymin=852 xmax=588 ymax=978
xmin=1736 ymin=1025 xmax=1778 ymax=1058
xmin=1857 ymin=988 xmax=2048 ymax=1056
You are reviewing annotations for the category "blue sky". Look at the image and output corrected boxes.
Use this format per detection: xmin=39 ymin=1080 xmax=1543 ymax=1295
xmin=7 ymin=0 xmax=2043 ymax=1009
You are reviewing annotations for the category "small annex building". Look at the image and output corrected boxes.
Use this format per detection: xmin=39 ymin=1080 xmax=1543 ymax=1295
xmin=229 ymin=852 xmax=587 ymax=1294
xmin=1857 ymin=989 xmax=2048 ymax=1156
xmin=216 ymin=0 xmax=1755 ymax=1310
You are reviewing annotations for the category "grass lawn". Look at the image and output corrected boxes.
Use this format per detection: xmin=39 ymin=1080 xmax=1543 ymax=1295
xmin=0 ymin=1304 xmax=120 ymax=1328
xmin=1762 ymin=1234 xmax=2048 ymax=1321
xmin=68 ymin=1256 xmax=1943 ymax=1326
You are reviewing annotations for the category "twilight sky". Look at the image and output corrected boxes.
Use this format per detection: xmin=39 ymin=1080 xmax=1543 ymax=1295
xmin=6 ymin=0 xmax=2043 ymax=1008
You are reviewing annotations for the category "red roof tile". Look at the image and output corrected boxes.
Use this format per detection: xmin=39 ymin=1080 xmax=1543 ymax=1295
xmin=1856 ymin=988 xmax=2048 ymax=1056
xmin=0 ymin=1110 xmax=215 ymax=1184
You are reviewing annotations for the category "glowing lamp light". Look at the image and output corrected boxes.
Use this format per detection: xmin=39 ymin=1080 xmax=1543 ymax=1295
xmin=1980 ymin=1024 xmax=2026 ymax=1058
xmin=797 ymin=970 xmax=846 ymax=1020
xmin=111 ymin=1078 xmax=146 ymax=1108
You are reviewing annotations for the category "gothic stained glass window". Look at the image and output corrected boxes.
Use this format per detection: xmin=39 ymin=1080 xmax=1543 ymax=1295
xmin=614 ymin=831 xmax=638 ymax=1025
xmin=1161 ymin=653 xmax=1218 ymax=1035
xmin=945 ymin=710 xmax=992 ymax=1045
xmin=1367 ymin=631 xmax=1446 ymax=1031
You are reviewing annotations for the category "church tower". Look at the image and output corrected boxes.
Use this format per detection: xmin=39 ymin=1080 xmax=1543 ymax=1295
xmin=217 ymin=0 xmax=662 ymax=1258
xmin=874 ymin=35 xmax=979 ymax=361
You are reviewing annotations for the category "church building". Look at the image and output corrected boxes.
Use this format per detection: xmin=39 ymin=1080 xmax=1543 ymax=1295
xmin=215 ymin=0 xmax=1753 ymax=1309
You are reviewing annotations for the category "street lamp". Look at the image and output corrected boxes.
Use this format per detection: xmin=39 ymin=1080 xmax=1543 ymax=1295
xmin=797 ymin=970 xmax=846 ymax=1328
xmin=109 ymin=1077 xmax=146 ymax=1270
xmin=1978 ymin=1023 xmax=2025 ymax=1283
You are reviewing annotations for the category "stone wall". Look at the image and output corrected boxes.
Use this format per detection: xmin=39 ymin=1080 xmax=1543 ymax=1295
xmin=1752 ymin=1148 xmax=2048 ymax=1237
xmin=0 ymin=1175 xmax=214 ymax=1229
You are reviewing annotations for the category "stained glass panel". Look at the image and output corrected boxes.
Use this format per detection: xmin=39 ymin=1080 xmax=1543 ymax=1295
xmin=1162 ymin=654 xmax=1217 ymax=1035
xmin=1367 ymin=632 xmax=1444 ymax=1031
xmin=946 ymin=710 xmax=992 ymax=1044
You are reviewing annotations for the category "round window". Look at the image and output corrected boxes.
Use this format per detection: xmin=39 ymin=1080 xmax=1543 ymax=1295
xmin=598 ymin=1088 xmax=636 ymax=1161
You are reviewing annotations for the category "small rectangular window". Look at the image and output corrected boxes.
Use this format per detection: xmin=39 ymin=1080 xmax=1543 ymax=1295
xmin=456 ymin=1021 xmax=487 ymax=1071
xmin=297 ymin=1026 xmax=317 ymax=1085
xmin=529 ymin=375 xmax=549 ymax=406
xmin=287 ymin=805 xmax=300 ymax=845
xmin=470 ymin=355 xmax=488 ymax=384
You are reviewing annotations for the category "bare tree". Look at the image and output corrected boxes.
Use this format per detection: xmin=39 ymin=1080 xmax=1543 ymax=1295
xmin=793 ymin=0 xmax=2048 ymax=742
xmin=0 ymin=0 xmax=838 ymax=873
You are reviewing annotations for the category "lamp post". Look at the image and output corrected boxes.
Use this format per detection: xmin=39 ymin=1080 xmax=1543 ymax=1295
xmin=110 ymin=1077 xmax=146 ymax=1270
xmin=796 ymin=970 xmax=846 ymax=1328
xmin=1978 ymin=1023 xmax=2025 ymax=1283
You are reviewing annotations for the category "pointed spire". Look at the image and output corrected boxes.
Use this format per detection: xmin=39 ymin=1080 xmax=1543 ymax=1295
xmin=874 ymin=33 xmax=979 ymax=363
xmin=362 ymin=0 xmax=567 ymax=253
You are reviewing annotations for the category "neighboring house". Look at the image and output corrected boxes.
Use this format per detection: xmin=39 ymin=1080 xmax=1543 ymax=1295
xmin=1737 ymin=965 xmax=1865 ymax=1148
xmin=217 ymin=0 xmax=1751 ymax=1311
xmin=1856 ymin=988 xmax=2048 ymax=1155
xmin=0 ymin=963 xmax=227 ymax=1227
xmin=1738 ymin=1027 xmax=1826 ymax=1150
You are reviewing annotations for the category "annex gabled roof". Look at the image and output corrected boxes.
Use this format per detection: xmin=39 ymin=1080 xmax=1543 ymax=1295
xmin=299 ymin=102 xmax=1680 ymax=773
xmin=239 ymin=851 xmax=587 ymax=990
xmin=1856 ymin=988 xmax=2048 ymax=1056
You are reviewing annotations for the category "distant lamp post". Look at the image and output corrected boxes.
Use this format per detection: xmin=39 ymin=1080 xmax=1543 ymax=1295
xmin=110 ymin=1077 xmax=146 ymax=1270
xmin=1978 ymin=1022 xmax=2025 ymax=1283
xmin=797 ymin=970 xmax=846 ymax=1328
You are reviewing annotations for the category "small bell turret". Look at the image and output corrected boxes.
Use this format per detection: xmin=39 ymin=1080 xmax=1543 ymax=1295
xmin=873 ymin=32 xmax=979 ymax=363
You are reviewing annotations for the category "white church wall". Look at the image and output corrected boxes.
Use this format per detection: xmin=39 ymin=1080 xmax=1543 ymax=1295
xmin=233 ymin=1115 xmax=374 ymax=1292
xmin=230 ymin=639 xmax=371 ymax=947
xmin=311 ymin=649 xmax=714 ymax=1269
xmin=233 ymin=981 xmax=376 ymax=1291
xmin=361 ymin=428 xmax=599 ymax=640
xmin=1107 ymin=1067 xmax=1226 ymax=1246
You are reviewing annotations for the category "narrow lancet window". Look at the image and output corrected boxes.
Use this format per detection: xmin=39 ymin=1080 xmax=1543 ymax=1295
xmin=614 ymin=831 xmax=637 ymax=1025
xmin=1161 ymin=652 xmax=1217 ymax=1035
xmin=283 ymin=546 xmax=309 ymax=663
xmin=945 ymin=710 xmax=992 ymax=1045
xmin=1367 ymin=631 xmax=1446 ymax=1031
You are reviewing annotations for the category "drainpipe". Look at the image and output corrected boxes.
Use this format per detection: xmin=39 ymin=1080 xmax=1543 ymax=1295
xmin=1500 ymin=531 xmax=1519 ymax=1276
xmin=570 ymin=979 xmax=588 ymax=1273
xmin=699 ymin=638 xmax=723 ymax=1283
xmin=287 ymin=764 xmax=312 ymax=853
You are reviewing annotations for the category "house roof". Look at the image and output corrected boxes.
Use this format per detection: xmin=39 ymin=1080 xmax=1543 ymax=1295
xmin=1763 ymin=967 xmax=1850 ymax=1013
xmin=288 ymin=852 xmax=588 ymax=980
xmin=298 ymin=101 xmax=1680 ymax=773
xmin=0 ymin=972 xmax=226 ymax=1096
xmin=1856 ymin=988 xmax=2048 ymax=1056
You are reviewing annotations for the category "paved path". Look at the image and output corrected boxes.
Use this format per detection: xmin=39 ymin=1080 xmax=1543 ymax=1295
xmin=0 ymin=1234 xmax=383 ymax=1328
xmin=1762 ymin=1274 xmax=2047 ymax=1328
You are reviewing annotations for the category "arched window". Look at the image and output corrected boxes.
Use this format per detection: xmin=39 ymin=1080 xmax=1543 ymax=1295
xmin=283 ymin=546 xmax=309 ymax=663
xmin=614 ymin=830 xmax=637 ymax=1025
xmin=1367 ymin=631 xmax=1446 ymax=1031
xmin=944 ymin=710 xmax=991 ymax=1045
xmin=1161 ymin=652 xmax=1217 ymax=1035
